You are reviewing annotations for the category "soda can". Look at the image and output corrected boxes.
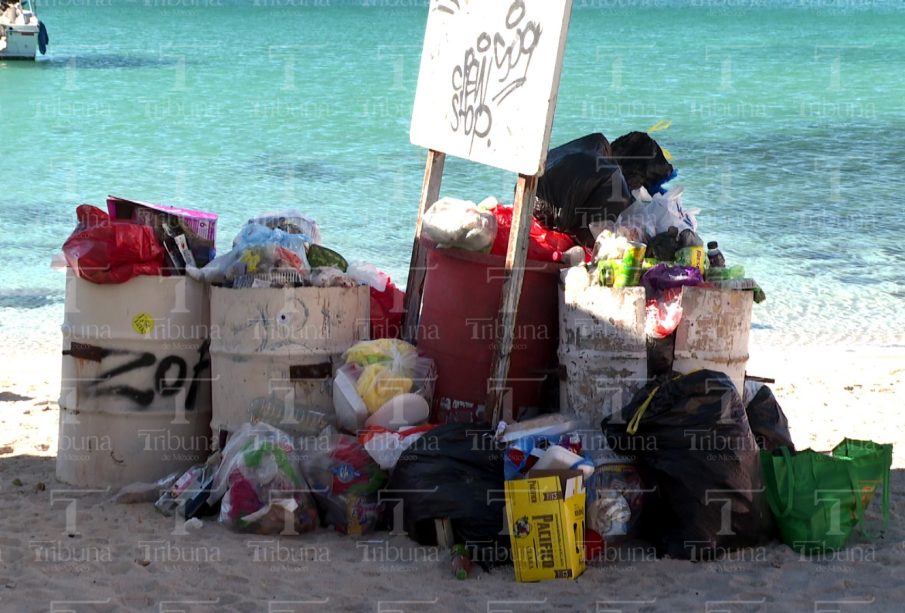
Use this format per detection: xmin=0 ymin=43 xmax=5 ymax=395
xmin=676 ymin=246 xmax=705 ymax=274
xmin=613 ymin=242 xmax=647 ymax=287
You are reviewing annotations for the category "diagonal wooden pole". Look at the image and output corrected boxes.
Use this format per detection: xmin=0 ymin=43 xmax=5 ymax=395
xmin=486 ymin=174 xmax=538 ymax=427
xmin=402 ymin=149 xmax=446 ymax=344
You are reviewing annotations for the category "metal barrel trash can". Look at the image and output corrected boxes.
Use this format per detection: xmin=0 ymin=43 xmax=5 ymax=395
xmin=558 ymin=278 xmax=754 ymax=427
xmin=57 ymin=272 xmax=213 ymax=488
xmin=558 ymin=277 xmax=648 ymax=427
xmin=673 ymin=286 xmax=753 ymax=395
xmin=417 ymin=241 xmax=562 ymax=423
xmin=209 ymin=284 xmax=370 ymax=436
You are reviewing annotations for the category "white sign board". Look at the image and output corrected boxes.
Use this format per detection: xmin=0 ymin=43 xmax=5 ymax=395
xmin=410 ymin=0 xmax=573 ymax=176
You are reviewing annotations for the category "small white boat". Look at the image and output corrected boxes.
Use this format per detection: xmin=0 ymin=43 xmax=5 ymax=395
xmin=0 ymin=0 xmax=48 ymax=60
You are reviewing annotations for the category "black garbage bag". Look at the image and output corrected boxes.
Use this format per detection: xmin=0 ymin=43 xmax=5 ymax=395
xmin=602 ymin=370 xmax=769 ymax=560
xmin=535 ymin=133 xmax=632 ymax=246
xmin=610 ymin=131 xmax=675 ymax=193
xmin=385 ymin=424 xmax=507 ymax=562
xmin=745 ymin=383 xmax=795 ymax=452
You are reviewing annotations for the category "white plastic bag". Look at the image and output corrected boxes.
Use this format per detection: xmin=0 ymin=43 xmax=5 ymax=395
xmin=421 ymin=196 xmax=498 ymax=251
xmin=346 ymin=262 xmax=389 ymax=293
xmin=616 ymin=186 xmax=697 ymax=242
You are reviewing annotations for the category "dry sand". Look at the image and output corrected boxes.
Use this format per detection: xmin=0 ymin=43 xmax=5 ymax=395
xmin=1 ymin=341 xmax=903 ymax=612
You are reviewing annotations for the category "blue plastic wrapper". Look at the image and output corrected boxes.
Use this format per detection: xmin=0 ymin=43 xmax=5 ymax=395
xmin=503 ymin=435 xmax=594 ymax=481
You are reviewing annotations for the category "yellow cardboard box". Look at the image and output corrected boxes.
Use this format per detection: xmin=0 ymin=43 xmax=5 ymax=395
xmin=504 ymin=469 xmax=586 ymax=582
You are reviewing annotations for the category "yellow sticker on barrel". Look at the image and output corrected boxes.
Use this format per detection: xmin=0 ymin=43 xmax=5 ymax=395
xmin=132 ymin=313 xmax=154 ymax=335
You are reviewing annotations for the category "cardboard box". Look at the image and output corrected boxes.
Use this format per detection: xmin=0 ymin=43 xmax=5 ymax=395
xmin=504 ymin=469 xmax=586 ymax=582
xmin=107 ymin=195 xmax=218 ymax=268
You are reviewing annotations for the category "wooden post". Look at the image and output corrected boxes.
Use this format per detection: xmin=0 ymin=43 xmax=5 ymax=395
xmin=402 ymin=149 xmax=446 ymax=344
xmin=486 ymin=174 xmax=539 ymax=427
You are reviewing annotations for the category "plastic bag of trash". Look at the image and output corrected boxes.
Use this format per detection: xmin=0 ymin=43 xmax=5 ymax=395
xmin=744 ymin=382 xmax=795 ymax=452
xmin=193 ymin=223 xmax=311 ymax=285
xmin=489 ymin=204 xmax=581 ymax=263
xmin=302 ymin=433 xmax=387 ymax=535
xmin=343 ymin=339 xmax=436 ymax=415
xmin=358 ymin=424 xmax=437 ymax=470
xmin=249 ymin=209 xmax=321 ymax=244
xmin=610 ymin=131 xmax=675 ymax=194
xmin=602 ymin=370 xmax=769 ymax=560
xmin=585 ymin=458 xmax=646 ymax=543
xmin=535 ymin=133 xmax=633 ymax=247
xmin=616 ymin=186 xmax=697 ymax=243
xmin=208 ymin=423 xmax=319 ymax=535
xmin=421 ymin=197 xmax=498 ymax=252
xmin=386 ymin=424 xmax=508 ymax=561
xmin=62 ymin=205 xmax=165 ymax=284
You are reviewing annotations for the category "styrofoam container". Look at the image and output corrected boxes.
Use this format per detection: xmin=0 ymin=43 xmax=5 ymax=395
xmin=333 ymin=363 xmax=368 ymax=433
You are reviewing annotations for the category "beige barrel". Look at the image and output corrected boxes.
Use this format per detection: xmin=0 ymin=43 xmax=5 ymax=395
xmin=209 ymin=285 xmax=369 ymax=436
xmin=672 ymin=286 xmax=753 ymax=394
xmin=57 ymin=272 xmax=213 ymax=488
xmin=558 ymin=276 xmax=649 ymax=427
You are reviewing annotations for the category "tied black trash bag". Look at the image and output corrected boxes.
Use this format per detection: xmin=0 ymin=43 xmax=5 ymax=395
xmin=745 ymin=383 xmax=796 ymax=452
xmin=610 ymin=131 xmax=675 ymax=193
xmin=385 ymin=424 xmax=508 ymax=563
xmin=602 ymin=370 xmax=769 ymax=560
xmin=535 ymin=133 xmax=632 ymax=246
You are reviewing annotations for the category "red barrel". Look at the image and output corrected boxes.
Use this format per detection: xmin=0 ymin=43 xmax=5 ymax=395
xmin=417 ymin=241 xmax=562 ymax=423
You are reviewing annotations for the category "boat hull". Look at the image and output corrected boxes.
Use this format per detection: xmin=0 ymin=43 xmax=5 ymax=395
xmin=0 ymin=24 xmax=39 ymax=60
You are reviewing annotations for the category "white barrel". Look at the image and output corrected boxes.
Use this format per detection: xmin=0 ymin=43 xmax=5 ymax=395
xmin=672 ymin=286 xmax=753 ymax=394
xmin=558 ymin=277 xmax=649 ymax=427
xmin=209 ymin=285 xmax=369 ymax=436
xmin=57 ymin=272 xmax=213 ymax=488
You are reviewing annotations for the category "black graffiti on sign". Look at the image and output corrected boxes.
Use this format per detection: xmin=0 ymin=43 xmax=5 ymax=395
xmin=449 ymin=0 xmax=542 ymax=150
xmin=65 ymin=340 xmax=211 ymax=410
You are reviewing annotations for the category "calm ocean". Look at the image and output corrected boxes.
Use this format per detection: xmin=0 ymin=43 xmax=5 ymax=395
xmin=2 ymin=0 xmax=903 ymax=351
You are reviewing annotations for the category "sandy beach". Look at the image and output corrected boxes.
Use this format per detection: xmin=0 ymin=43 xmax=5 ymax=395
xmin=1 ymin=340 xmax=902 ymax=612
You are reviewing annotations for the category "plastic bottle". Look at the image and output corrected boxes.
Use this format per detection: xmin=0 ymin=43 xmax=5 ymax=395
xmin=707 ymin=241 xmax=726 ymax=268
xmin=451 ymin=544 xmax=472 ymax=580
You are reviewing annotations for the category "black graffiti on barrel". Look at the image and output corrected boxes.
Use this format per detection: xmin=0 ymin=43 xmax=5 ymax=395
xmin=449 ymin=0 xmax=543 ymax=149
xmin=65 ymin=340 xmax=211 ymax=410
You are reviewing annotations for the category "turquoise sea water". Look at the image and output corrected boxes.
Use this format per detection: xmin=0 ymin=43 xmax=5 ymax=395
xmin=1 ymin=0 xmax=904 ymax=351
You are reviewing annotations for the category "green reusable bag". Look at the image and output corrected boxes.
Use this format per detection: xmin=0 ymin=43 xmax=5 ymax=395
xmin=760 ymin=439 xmax=892 ymax=553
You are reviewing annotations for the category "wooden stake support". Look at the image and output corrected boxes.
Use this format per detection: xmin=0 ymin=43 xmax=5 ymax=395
xmin=402 ymin=149 xmax=445 ymax=344
xmin=486 ymin=175 xmax=538 ymax=426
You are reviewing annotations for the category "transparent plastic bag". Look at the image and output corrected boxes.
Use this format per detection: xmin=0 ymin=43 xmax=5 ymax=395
xmin=192 ymin=223 xmax=311 ymax=285
xmin=249 ymin=209 xmax=321 ymax=245
xmin=644 ymin=286 xmax=684 ymax=339
xmin=616 ymin=186 xmax=697 ymax=242
xmin=585 ymin=460 xmax=645 ymax=542
xmin=208 ymin=423 xmax=318 ymax=534
xmin=343 ymin=339 xmax=436 ymax=414
xmin=301 ymin=432 xmax=387 ymax=535
xmin=421 ymin=196 xmax=498 ymax=252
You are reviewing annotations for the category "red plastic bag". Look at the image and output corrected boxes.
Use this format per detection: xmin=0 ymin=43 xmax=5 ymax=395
xmin=370 ymin=281 xmax=405 ymax=339
xmin=62 ymin=205 xmax=165 ymax=284
xmin=490 ymin=205 xmax=585 ymax=262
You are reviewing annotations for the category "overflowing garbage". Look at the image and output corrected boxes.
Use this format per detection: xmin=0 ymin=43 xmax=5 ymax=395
xmin=58 ymin=129 xmax=892 ymax=584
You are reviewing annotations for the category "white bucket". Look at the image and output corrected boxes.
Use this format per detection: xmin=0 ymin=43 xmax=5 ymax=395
xmin=209 ymin=284 xmax=369 ymax=436
xmin=57 ymin=272 xmax=213 ymax=488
